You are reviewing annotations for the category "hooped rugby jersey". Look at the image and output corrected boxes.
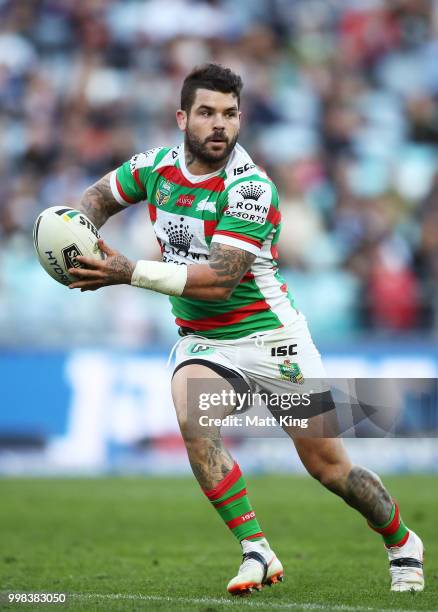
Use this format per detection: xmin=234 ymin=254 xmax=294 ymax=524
xmin=110 ymin=143 xmax=299 ymax=339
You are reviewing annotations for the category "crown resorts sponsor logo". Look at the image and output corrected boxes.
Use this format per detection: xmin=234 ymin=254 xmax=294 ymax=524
xmin=163 ymin=217 xmax=194 ymax=256
xmin=236 ymin=181 xmax=265 ymax=201
xmin=225 ymin=181 xmax=269 ymax=225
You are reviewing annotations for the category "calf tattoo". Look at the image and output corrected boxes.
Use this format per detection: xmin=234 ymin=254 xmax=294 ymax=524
xmin=344 ymin=466 xmax=393 ymax=525
xmin=187 ymin=438 xmax=234 ymax=490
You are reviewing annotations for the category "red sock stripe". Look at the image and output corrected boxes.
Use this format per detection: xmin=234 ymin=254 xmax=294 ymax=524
xmin=204 ymin=463 xmax=242 ymax=501
xmin=386 ymin=531 xmax=410 ymax=548
xmin=214 ymin=488 xmax=247 ymax=508
xmin=244 ymin=532 xmax=264 ymax=541
xmin=371 ymin=504 xmax=400 ymax=536
xmin=226 ymin=511 xmax=256 ymax=530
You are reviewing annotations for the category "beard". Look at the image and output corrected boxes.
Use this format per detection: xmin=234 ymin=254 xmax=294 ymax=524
xmin=185 ymin=127 xmax=239 ymax=165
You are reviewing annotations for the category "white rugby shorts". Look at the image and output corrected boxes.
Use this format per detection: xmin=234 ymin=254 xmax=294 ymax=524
xmin=171 ymin=312 xmax=329 ymax=398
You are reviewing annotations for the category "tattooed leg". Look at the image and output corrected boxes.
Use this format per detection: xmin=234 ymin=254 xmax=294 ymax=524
xmin=186 ymin=437 xmax=234 ymax=490
xmin=172 ymin=363 xmax=236 ymax=489
xmin=293 ymin=438 xmax=393 ymax=524
xmin=293 ymin=435 xmax=423 ymax=592
xmin=344 ymin=466 xmax=393 ymax=525
xmin=172 ymin=363 xmax=266 ymax=542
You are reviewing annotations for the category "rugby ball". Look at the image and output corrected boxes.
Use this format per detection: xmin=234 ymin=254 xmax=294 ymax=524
xmin=33 ymin=206 xmax=105 ymax=286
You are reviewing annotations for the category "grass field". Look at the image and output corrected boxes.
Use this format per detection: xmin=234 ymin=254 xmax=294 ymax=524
xmin=0 ymin=475 xmax=437 ymax=611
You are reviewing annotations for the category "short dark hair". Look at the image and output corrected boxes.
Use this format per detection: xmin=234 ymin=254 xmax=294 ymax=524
xmin=180 ymin=63 xmax=243 ymax=112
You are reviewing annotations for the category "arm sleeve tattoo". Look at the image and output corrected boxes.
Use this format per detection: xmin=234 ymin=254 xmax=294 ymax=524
xmin=78 ymin=173 xmax=125 ymax=229
xmin=209 ymin=242 xmax=256 ymax=289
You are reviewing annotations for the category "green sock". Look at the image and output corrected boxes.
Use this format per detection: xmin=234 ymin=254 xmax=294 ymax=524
xmin=203 ymin=462 xmax=264 ymax=542
xmin=368 ymin=502 xmax=409 ymax=547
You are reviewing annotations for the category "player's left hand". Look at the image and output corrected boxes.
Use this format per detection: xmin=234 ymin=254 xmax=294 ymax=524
xmin=68 ymin=239 xmax=135 ymax=291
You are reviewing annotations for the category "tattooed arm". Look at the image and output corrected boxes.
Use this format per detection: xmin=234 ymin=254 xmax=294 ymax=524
xmin=182 ymin=242 xmax=256 ymax=301
xmin=77 ymin=172 xmax=125 ymax=229
xmin=68 ymin=229 xmax=255 ymax=298
xmin=65 ymin=172 xmax=134 ymax=291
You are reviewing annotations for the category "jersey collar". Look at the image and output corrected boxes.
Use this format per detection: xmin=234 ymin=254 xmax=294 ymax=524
xmin=178 ymin=143 xmax=237 ymax=183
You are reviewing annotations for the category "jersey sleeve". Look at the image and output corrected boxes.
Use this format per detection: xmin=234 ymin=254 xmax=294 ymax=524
xmin=212 ymin=179 xmax=281 ymax=256
xmin=110 ymin=148 xmax=163 ymax=206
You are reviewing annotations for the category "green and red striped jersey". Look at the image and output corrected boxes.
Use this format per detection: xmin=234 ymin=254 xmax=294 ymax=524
xmin=110 ymin=143 xmax=298 ymax=339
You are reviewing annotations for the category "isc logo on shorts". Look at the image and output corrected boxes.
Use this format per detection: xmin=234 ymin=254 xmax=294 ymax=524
xmin=270 ymin=344 xmax=298 ymax=357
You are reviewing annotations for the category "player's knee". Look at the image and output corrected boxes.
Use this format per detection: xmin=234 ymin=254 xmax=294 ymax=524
xmin=308 ymin=460 xmax=349 ymax=494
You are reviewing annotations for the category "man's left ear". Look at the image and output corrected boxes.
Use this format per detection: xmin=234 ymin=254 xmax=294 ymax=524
xmin=176 ymin=109 xmax=187 ymax=131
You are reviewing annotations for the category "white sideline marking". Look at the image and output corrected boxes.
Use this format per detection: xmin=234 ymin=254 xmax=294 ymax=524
xmin=70 ymin=593 xmax=432 ymax=612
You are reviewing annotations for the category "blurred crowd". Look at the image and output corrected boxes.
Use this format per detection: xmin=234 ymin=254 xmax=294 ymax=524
xmin=0 ymin=0 xmax=437 ymax=348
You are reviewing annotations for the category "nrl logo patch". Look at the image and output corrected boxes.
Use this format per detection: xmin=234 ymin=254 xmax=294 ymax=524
xmin=278 ymin=359 xmax=304 ymax=384
xmin=155 ymin=179 xmax=173 ymax=207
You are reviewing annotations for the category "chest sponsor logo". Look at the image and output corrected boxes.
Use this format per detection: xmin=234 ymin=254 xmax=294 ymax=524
xmin=225 ymin=181 xmax=269 ymax=225
xmin=176 ymin=194 xmax=195 ymax=207
xmin=163 ymin=217 xmax=194 ymax=257
xmin=237 ymin=182 xmax=265 ymax=202
xmin=155 ymin=179 xmax=173 ymax=206
xmin=156 ymin=211 xmax=209 ymax=263
xmin=225 ymin=181 xmax=270 ymax=225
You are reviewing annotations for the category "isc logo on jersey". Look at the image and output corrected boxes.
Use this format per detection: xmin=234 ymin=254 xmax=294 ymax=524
xmin=225 ymin=181 xmax=270 ymax=225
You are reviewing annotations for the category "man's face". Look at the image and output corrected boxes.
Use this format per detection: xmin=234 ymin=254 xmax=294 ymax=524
xmin=176 ymin=89 xmax=241 ymax=164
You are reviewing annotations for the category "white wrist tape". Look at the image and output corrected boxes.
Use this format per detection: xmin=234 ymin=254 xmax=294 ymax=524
xmin=131 ymin=260 xmax=188 ymax=296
